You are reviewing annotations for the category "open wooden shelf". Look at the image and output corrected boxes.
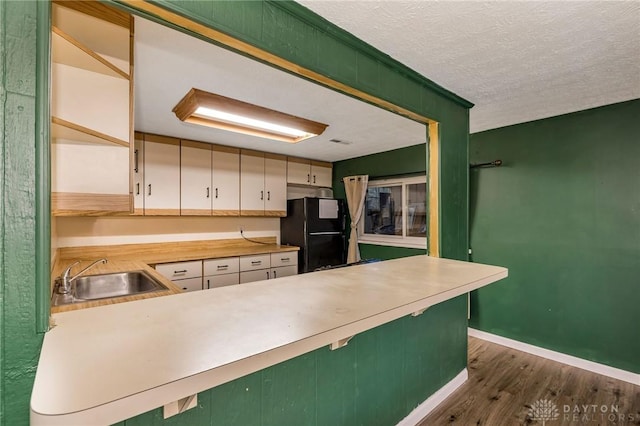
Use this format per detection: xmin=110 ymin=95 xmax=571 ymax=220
xmin=52 ymin=26 xmax=129 ymax=80
xmin=51 ymin=117 xmax=129 ymax=147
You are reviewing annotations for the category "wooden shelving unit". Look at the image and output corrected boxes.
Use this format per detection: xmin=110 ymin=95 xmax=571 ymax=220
xmin=50 ymin=1 xmax=133 ymax=216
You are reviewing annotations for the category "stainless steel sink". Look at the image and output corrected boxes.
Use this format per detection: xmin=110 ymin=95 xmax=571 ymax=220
xmin=52 ymin=270 xmax=168 ymax=306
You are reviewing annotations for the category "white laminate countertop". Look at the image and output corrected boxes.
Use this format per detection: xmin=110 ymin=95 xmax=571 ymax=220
xmin=31 ymin=255 xmax=507 ymax=425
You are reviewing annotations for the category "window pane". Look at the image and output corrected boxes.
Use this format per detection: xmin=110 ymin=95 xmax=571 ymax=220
xmin=364 ymin=185 xmax=402 ymax=236
xmin=406 ymin=183 xmax=427 ymax=237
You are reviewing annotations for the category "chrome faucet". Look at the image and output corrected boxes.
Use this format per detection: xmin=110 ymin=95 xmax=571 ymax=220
xmin=56 ymin=258 xmax=108 ymax=294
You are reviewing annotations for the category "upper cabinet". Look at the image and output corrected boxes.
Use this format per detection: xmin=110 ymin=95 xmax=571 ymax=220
xmin=144 ymin=134 xmax=180 ymax=215
xmin=264 ymin=154 xmax=287 ymax=216
xmin=240 ymin=151 xmax=287 ymax=217
xmin=133 ymin=132 xmax=145 ymax=215
xmin=179 ymin=141 xmax=241 ymax=216
xmin=212 ymin=146 xmax=240 ymax=216
xmin=287 ymin=157 xmax=332 ymax=188
xmin=51 ymin=1 xmax=133 ymax=216
xmin=181 ymin=140 xmax=212 ymax=216
xmin=132 ymin=132 xmax=329 ymax=217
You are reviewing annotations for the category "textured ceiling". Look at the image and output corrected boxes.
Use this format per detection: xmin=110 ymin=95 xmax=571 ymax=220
xmin=297 ymin=1 xmax=640 ymax=133
xmin=134 ymin=18 xmax=426 ymax=162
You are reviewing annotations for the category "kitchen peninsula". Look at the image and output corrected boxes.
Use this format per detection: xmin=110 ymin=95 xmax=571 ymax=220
xmin=31 ymin=255 xmax=507 ymax=425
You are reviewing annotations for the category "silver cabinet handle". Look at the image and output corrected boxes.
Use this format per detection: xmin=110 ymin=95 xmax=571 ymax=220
xmin=174 ymin=269 xmax=187 ymax=274
xmin=267 ymin=191 xmax=270 ymax=201
xmin=206 ymin=187 xmax=210 ymax=198
xmin=206 ymin=279 xmax=210 ymax=289
xmin=134 ymin=149 xmax=139 ymax=173
xmin=307 ymin=173 xmax=310 ymax=183
xmin=313 ymin=175 xmax=316 ymax=184
xmin=281 ymin=257 xmax=290 ymax=262
xmin=136 ymin=183 xmax=140 ymax=195
xmin=273 ymin=270 xmax=277 ymax=279
xmin=148 ymin=184 xmax=152 ymax=196
xmin=267 ymin=271 xmax=270 ymax=279
xmin=260 ymin=190 xmax=264 ymax=200
xmin=215 ymin=188 xmax=219 ymax=199
xmin=217 ymin=265 xmax=228 ymax=269
xmin=251 ymin=261 xmax=262 ymax=265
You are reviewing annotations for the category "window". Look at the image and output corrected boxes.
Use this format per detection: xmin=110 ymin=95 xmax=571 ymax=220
xmin=359 ymin=176 xmax=427 ymax=249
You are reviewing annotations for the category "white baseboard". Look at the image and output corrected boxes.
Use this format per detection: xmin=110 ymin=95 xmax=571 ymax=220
xmin=396 ymin=368 xmax=468 ymax=426
xmin=468 ymin=328 xmax=640 ymax=386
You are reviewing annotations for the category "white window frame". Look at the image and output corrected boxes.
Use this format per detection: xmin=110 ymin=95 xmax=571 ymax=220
xmin=358 ymin=175 xmax=427 ymax=249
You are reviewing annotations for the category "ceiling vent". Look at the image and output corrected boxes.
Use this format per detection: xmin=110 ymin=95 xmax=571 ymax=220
xmin=329 ymin=138 xmax=353 ymax=145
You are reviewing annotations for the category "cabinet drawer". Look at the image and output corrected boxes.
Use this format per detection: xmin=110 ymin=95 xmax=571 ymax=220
xmin=155 ymin=260 xmax=202 ymax=280
xmin=240 ymin=269 xmax=271 ymax=284
xmin=270 ymin=252 xmax=297 ymax=268
xmin=204 ymin=257 xmax=240 ymax=276
xmin=205 ymin=273 xmax=239 ymax=289
xmin=174 ymin=277 xmax=203 ymax=292
xmin=240 ymin=254 xmax=271 ymax=271
xmin=271 ymin=265 xmax=298 ymax=279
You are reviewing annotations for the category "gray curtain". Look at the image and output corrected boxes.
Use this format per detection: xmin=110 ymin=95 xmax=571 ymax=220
xmin=343 ymin=175 xmax=368 ymax=263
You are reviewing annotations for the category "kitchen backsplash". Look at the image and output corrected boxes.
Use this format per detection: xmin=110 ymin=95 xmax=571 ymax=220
xmin=54 ymin=216 xmax=280 ymax=248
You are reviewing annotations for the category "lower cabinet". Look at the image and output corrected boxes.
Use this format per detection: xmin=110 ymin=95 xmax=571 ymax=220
xmin=270 ymin=265 xmax=298 ymax=279
xmin=206 ymin=273 xmax=240 ymax=289
xmin=155 ymin=260 xmax=203 ymax=292
xmin=175 ymin=277 xmax=204 ymax=292
xmin=239 ymin=253 xmax=298 ymax=284
xmin=204 ymin=257 xmax=240 ymax=289
xmin=240 ymin=269 xmax=271 ymax=284
xmin=155 ymin=252 xmax=298 ymax=291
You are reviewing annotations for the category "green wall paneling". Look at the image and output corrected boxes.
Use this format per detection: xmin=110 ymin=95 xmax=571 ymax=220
xmin=469 ymin=99 xmax=640 ymax=373
xmin=1 ymin=1 xmax=48 ymax=425
xmin=124 ymin=296 xmax=467 ymax=426
xmin=360 ymin=244 xmax=426 ymax=261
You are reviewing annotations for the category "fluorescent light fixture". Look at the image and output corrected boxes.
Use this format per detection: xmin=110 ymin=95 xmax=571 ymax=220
xmin=173 ymin=89 xmax=328 ymax=143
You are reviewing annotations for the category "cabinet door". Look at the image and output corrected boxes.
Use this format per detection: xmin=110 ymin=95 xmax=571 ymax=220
xmin=144 ymin=135 xmax=180 ymax=215
xmin=264 ymin=154 xmax=287 ymax=216
xmin=181 ymin=140 xmax=212 ymax=215
xmin=271 ymin=266 xmax=298 ymax=279
xmin=240 ymin=269 xmax=271 ymax=284
xmin=240 ymin=151 xmax=265 ymax=215
xmin=287 ymin=157 xmax=311 ymax=185
xmin=212 ymin=146 xmax=240 ymax=215
xmin=174 ymin=277 xmax=203 ymax=292
xmin=205 ymin=273 xmax=240 ymax=289
xmin=133 ymin=133 xmax=144 ymax=215
xmin=311 ymin=161 xmax=332 ymax=188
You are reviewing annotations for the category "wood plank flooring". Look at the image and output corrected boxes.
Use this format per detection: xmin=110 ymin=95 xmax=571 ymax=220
xmin=419 ymin=337 xmax=640 ymax=425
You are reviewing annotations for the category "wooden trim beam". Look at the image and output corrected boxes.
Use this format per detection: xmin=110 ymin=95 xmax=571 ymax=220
xmin=428 ymin=123 xmax=440 ymax=258
xmin=52 ymin=192 xmax=131 ymax=216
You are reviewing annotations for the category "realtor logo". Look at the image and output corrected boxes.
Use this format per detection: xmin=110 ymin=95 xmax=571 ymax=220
xmin=529 ymin=399 xmax=560 ymax=425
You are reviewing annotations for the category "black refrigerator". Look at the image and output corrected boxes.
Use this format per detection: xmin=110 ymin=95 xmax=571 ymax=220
xmin=281 ymin=197 xmax=346 ymax=273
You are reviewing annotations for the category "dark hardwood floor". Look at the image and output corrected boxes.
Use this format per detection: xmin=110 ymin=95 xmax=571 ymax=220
xmin=419 ymin=337 xmax=640 ymax=426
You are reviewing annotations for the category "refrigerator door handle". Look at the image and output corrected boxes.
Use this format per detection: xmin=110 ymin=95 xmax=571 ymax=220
xmin=308 ymin=231 xmax=343 ymax=236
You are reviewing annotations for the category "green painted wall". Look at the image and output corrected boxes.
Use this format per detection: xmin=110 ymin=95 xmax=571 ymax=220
xmin=469 ymin=100 xmax=640 ymax=373
xmin=0 ymin=1 xmax=472 ymax=425
xmin=0 ymin=1 xmax=47 ymax=425
xmin=332 ymin=143 xmax=429 ymax=260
